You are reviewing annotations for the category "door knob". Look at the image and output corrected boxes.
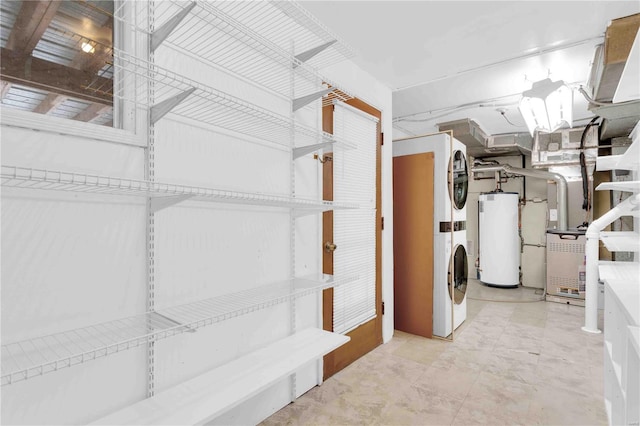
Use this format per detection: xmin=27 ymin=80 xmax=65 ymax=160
xmin=324 ymin=241 xmax=337 ymax=253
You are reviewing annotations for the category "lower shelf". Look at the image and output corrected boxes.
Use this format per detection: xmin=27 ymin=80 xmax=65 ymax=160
xmin=91 ymin=328 xmax=349 ymax=425
xmin=1 ymin=274 xmax=356 ymax=386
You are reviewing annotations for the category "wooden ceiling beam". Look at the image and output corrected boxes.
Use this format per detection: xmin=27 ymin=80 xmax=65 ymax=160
xmin=0 ymin=47 xmax=112 ymax=105
xmin=1 ymin=81 xmax=12 ymax=100
xmin=6 ymin=1 xmax=62 ymax=56
xmin=72 ymin=103 xmax=111 ymax=122
xmin=33 ymin=93 xmax=68 ymax=114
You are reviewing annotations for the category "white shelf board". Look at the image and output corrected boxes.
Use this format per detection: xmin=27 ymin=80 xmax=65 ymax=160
xmin=596 ymin=181 xmax=640 ymax=192
xmin=600 ymin=232 xmax=640 ymax=252
xmin=1 ymin=274 xmax=356 ymax=386
xmin=616 ymin=138 xmax=640 ymax=171
xmin=601 ymin=275 xmax=640 ymax=326
xmin=606 ymin=341 xmax=624 ymax=393
xmin=1 ymin=166 xmax=359 ymax=212
xmin=596 ymin=155 xmax=624 ymax=171
xmin=599 ymin=261 xmax=640 ymax=282
xmin=91 ymin=328 xmax=349 ymax=425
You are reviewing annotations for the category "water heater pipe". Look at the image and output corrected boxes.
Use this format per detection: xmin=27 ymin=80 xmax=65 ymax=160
xmin=582 ymin=193 xmax=640 ymax=333
xmin=472 ymin=164 xmax=569 ymax=231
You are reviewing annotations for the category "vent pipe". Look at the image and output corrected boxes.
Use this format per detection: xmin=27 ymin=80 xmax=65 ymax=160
xmin=472 ymin=164 xmax=569 ymax=231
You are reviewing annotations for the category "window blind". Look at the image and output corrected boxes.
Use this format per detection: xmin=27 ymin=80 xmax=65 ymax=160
xmin=332 ymin=102 xmax=378 ymax=335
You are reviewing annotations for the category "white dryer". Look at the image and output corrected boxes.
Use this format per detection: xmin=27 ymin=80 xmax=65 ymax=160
xmin=433 ymin=230 xmax=468 ymax=337
xmin=429 ymin=134 xmax=468 ymax=225
xmin=393 ymin=133 xmax=468 ymax=225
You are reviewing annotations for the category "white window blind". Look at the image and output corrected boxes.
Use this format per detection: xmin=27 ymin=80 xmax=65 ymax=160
xmin=332 ymin=102 xmax=378 ymax=335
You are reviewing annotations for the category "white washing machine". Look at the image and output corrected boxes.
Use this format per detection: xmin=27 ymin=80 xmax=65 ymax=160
xmin=393 ymin=133 xmax=469 ymax=337
xmin=433 ymin=230 xmax=468 ymax=337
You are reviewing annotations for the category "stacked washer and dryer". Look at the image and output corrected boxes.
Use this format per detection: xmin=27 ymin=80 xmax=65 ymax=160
xmin=394 ymin=133 xmax=469 ymax=338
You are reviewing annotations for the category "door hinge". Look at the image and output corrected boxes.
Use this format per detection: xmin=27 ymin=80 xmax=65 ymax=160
xmin=381 ymin=132 xmax=384 ymax=146
xmin=381 ymin=216 xmax=384 ymax=230
xmin=381 ymin=301 xmax=385 ymax=315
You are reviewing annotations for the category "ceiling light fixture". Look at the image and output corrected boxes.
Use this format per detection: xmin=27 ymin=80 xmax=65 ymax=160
xmin=518 ymin=78 xmax=573 ymax=135
xmin=81 ymin=42 xmax=95 ymax=54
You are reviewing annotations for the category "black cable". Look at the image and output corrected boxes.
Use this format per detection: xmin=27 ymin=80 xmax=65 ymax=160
xmin=580 ymin=116 xmax=599 ymax=211
xmin=500 ymin=111 xmax=526 ymax=127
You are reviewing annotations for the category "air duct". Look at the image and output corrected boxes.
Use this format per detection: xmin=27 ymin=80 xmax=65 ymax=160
xmin=472 ymin=164 xmax=569 ymax=231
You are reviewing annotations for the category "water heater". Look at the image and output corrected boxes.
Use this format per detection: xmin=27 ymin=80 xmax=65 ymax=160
xmin=479 ymin=192 xmax=520 ymax=287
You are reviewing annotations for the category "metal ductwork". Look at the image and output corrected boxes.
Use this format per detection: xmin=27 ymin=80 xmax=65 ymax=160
xmin=472 ymin=164 xmax=569 ymax=231
xmin=437 ymin=118 xmax=532 ymax=158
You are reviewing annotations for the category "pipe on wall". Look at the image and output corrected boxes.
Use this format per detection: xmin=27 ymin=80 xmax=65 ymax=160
xmin=472 ymin=164 xmax=569 ymax=231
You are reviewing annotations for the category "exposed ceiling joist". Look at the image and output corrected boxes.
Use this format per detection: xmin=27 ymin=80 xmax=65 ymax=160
xmin=5 ymin=1 xmax=62 ymax=56
xmin=58 ymin=7 xmax=112 ymax=44
xmin=0 ymin=47 xmax=112 ymax=105
xmin=32 ymin=93 xmax=68 ymax=114
xmin=72 ymin=103 xmax=111 ymax=122
xmin=1 ymin=81 xmax=12 ymax=100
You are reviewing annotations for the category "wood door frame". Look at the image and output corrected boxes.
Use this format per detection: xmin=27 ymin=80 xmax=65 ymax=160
xmin=322 ymin=98 xmax=382 ymax=380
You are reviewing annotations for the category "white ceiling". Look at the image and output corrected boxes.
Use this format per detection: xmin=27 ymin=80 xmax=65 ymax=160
xmin=300 ymin=1 xmax=640 ymax=137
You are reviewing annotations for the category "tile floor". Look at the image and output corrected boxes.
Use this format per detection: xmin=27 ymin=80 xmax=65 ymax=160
xmin=262 ymin=280 xmax=607 ymax=425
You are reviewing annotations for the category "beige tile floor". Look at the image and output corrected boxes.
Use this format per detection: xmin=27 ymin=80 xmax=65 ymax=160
xmin=262 ymin=280 xmax=607 ymax=425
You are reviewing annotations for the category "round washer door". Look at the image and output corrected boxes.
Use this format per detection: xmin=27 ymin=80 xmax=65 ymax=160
xmin=448 ymin=244 xmax=468 ymax=304
xmin=448 ymin=150 xmax=468 ymax=210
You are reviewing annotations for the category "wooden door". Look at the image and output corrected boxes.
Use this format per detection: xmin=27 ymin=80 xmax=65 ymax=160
xmin=393 ymin=152 xmax=434 ymax=338
xmin=322 ymin=99 xmax=382 ymax=380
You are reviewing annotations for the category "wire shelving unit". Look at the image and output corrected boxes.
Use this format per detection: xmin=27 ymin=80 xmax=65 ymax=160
xmin=1 ymin=274 xmax=357 ymax=386
xmin=109 ymin=52 xmax=353 ymax=153
xmin=150 ymin=1 xmax=356 ymax=103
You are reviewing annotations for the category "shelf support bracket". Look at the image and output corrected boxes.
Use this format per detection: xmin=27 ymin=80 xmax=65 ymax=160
xmin=150 ymin=87 xmax=196 ymax=124
xmin=293 ymin=142 xmax=335 ymax=159
xmin=293 ymin=88 xmax=334 ymax=112
xmin=150 ymin=2 xmax=196 ymax=52
xmin=150 ymin=195 xmax=194 ymax=213
xmin=294 ymin=40 xmax=337 ymax=66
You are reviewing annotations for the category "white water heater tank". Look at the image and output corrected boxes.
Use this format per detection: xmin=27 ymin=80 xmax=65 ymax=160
xmin=479 ymin=192 xmax=520 ymax=287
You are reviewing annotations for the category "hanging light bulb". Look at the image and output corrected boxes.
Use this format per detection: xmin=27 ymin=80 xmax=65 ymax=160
xmin=81 ymin=42 xmax=96 ymax=54
xmin=519 ymin=78 xmax=573 ymax=135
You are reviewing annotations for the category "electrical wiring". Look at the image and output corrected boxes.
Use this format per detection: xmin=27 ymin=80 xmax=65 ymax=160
xmin=580 ymin=116 xmax=599 ymax=212
xmin=499 ymin=110 xmax=526 ymax=127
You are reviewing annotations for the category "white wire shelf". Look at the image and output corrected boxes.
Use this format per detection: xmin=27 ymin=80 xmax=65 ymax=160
xmin=1 ymin=273 xmax=357 ymax=386
xmin=600 ymin=232 xmax=640 ymax=252
xmin=150 ymin=1 xmax=355 ymax=104
xmin=110 ymin=52 xmax=352 ymax=152
xmin=231 ymin=1 xmax=355 ymax=69
xmin=1 ymin=166 xmax=359 ymax=213
xmin=596 ymin=181 xmax=640 ymax=192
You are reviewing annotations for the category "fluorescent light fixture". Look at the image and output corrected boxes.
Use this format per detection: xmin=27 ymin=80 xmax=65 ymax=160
xmin=81 ymin=42 xmax=95 ymax=54
xmin=519 ymin=78 xmax=572 ymax=135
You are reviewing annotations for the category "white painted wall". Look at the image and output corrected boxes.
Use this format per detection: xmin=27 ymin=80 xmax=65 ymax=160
xmin=1 ymin=127 xmax=148 ymax=424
